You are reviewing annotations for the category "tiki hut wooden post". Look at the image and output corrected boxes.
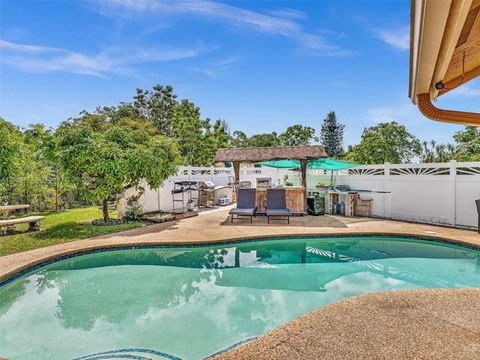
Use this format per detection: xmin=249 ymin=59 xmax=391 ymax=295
xmin=300 ymin=159 xmax=307 ymax=189
xmin=232 ymin=161 xmax=240 ymax=188
xmin=215 ymin=146 xmax=328 ymax=212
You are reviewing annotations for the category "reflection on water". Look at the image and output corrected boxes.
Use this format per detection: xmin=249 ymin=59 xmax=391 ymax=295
xmin=0 ymin=237 xmax=479 ymax=360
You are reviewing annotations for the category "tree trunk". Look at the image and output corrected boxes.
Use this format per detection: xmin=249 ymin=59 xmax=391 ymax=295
xmin=6 ymin=180 xmax=13 ymax=204
xmin=54 ymin=167 xmax=59 ymax=212
xmin=24 ymin=179 xmax=29 ymax=206
xmin=102 ymin=199 xmax=109 ymax=222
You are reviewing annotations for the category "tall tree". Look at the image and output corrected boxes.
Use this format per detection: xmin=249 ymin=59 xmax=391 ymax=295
xmin=26 ymin=124 xmax=75 ymax=210
xmin=212 ymin=120 xmax=231 ymax=150
xmin=230 ymin=130 xmax=249 ymax=147
xmin=453 ymin=126 xmax=480 ymax=161
xmin=84 ymin=104 xmax=157 ymax=135
xmin=420 ymin=140 xmax=458 ymax=163
xmin=247 ymin=132 xmax=280 ymax=147
xmin=0 ymin=118 xmax=22 ymax=204
xmin=0 ymin=118 xmax=21 ymax=184
xmin=279 ymin=125 xmax=318 ymax=146
xmin=0 ymin=120 xmax=65 ymax=210
xmin=171 ymin=100 xmax=207 ymax=166
xmin=345 ymin=122 xmax=422 ymax=164
xmin=133 ymin=85 xmax=178 ymax=135
xmin=17 ymin=124 xmax=54 ymax=210
xmin=56 ymin=123 xmax=180 ymax=221
xmin=320 ymin=111 xmax=345 ymax=158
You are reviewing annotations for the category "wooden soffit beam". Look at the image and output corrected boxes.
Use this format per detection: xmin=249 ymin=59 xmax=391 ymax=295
xmin=439 ymin=0 xmax=480 ymax=95
xmin=431 ymin=0 xmax=473 ymax=97
xmin=410 ymin=0 xmax=453 ymax=103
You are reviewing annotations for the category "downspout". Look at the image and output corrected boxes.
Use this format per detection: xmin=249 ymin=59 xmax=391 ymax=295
xmin=417 ymin=93 xmax=480 ymax=126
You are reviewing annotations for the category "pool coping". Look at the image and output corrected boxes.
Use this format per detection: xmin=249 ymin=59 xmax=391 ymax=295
xmin=1 ymin=231 xmax=479 ymax=286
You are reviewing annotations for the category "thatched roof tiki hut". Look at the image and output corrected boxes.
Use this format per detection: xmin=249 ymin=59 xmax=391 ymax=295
xmin=215 ymin=145 xmax=328 ymax=210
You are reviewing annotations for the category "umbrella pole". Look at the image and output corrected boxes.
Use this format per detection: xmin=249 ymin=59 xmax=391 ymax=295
xmin=330 ymin=170 xmax=334 ymax=188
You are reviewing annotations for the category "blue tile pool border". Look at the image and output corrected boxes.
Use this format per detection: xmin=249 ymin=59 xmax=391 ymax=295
xmin=203 ymin=336 xmax=258 ymax=359
xmin=1 ymin=233 xmax=478 ymax=288
xmin=72 ymin=348 xmax=182 ymax=360
xmin=70 ymin=338 xmax=260 ymax=360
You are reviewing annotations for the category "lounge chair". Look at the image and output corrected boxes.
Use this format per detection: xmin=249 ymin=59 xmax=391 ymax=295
xmin=230 ymin=188 xmax=256 ymax=223
xmin=476 ymin=199 xmax=480 ymax=234
xmin=266 ymin=188 xmax=292 ymax=224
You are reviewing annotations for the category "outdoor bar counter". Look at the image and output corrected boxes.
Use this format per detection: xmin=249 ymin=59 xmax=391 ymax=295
xmin=255 ymin=187 xmax=306 ymax=215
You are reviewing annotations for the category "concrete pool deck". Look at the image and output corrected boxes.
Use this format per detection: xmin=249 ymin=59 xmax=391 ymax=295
xmin=0 ymin=207 xmax=479 ymax=359
xmin=213 ymin=288 xmax=480 ymax=360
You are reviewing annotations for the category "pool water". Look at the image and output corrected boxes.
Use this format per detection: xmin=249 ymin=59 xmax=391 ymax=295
xmin=1 ymin=237 xmax=479 ymax=360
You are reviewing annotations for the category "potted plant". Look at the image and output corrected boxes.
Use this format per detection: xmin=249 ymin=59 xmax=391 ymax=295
xmin=283 ymin=175 xmax=294 ymax=187
xmin=316 ymin=183 xmax=329 ymax=190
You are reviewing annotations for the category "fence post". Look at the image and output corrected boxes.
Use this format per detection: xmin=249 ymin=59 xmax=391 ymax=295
xmin=188 ymin=165 xmax=192 ymax=180
xmin=449 ymin=160 xmax=457 ymax=226
xmin=210 ymin=166 xmax=214 ymax=182
xmin=384 ymin=162 xmax=390 ymax=218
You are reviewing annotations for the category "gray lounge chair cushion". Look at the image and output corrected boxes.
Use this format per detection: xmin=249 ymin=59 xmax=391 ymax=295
xmin=266 ymin=188 xmax=292 ymax=217
xmin=266 ymin=209 xmax=291 ymax=216
xmin=230 ymin=188 xmax=256 ymax=216
xmin=267 ymin=188 xmax=287 ymax=209
xmin=230 ymin=208 xmax=255 ymax=216
xmin=237 ymin=188 xmax=256 ymax=209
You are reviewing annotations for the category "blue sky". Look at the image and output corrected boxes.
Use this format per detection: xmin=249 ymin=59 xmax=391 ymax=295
xmin=1 ymin=0 xmax=479 ymax=146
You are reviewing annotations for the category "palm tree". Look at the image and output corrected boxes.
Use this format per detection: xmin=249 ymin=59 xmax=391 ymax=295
xmin=420 ymin=140 xmax=459 ymax=163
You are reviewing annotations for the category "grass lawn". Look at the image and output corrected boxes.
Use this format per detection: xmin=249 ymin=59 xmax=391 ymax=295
xmin=0 ymin=207 xmax=149 ymax=256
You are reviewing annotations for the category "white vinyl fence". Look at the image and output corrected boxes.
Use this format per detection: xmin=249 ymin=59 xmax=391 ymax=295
xmin=138 ymin=161 xmax=480 ymax=229
xmin=340 ymin=161 xmax=480 ymax=228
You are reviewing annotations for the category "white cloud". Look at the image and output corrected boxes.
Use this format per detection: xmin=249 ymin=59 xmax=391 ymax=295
xmin=317 ymin=29 xmax=345 ymax=38
xmin=448 ymin=85 xmax=480 ymax=96
xmin=298 ymin=33 xmax=351 ymax=55
xmin=0 ymin=39 xmax=211 ymax=77
xmin=267 ymin=8 xmax=307 ymax=20
xmin=365 ymin=101 xmax=422 ymax=125
xmin=0 ymin=39 xmax=57 ymax=53
xmin=331 ymin=80 xmax=348 ymax=88
xmin=190 ymin=55 xmax=240 ymax=77
xmin=100 ymin=0 xmax=352 ymax=56
xmin=373 ymin=26 xmax=409 ymax=51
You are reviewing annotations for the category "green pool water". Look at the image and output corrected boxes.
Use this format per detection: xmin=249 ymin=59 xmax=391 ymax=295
xmin=0 ymin=236 xmax=479 ymax=360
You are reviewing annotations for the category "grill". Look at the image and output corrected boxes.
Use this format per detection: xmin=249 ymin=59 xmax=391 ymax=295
xmin=256 ymin=177 xmax=272 ymax=188
xmin=198 ymin=181 xmax=233 ymax=207
xmin=172 ymin=181 xmax=198 ymax=213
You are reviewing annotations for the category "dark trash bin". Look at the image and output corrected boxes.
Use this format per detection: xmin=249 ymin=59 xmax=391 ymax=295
xmin=307 ymin=196 xmax=325 ymax=216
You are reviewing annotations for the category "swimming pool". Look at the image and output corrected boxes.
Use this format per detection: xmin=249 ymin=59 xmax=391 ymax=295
xmin=1 ymin=236 xmax=479 ymax=360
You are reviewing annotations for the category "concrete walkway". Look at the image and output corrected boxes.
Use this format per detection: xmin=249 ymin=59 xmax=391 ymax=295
xmin=1 ymin=207 xmax=478 ymax=282
xmin=213 ymin=288 xmax=480 ymax=360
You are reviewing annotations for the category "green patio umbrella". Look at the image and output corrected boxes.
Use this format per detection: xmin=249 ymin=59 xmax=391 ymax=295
xmin=307 ymin=158 xmax=363 ymax=186
xmin=307 ymin=158 xmax=362 ymax=171
xmin=257 ymin=158 xmax=361 ymax=171
xmin=257 ymin=158 xmax=363 ymax=187
xmin=256 ymin=159 xmax=301 ymax=168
